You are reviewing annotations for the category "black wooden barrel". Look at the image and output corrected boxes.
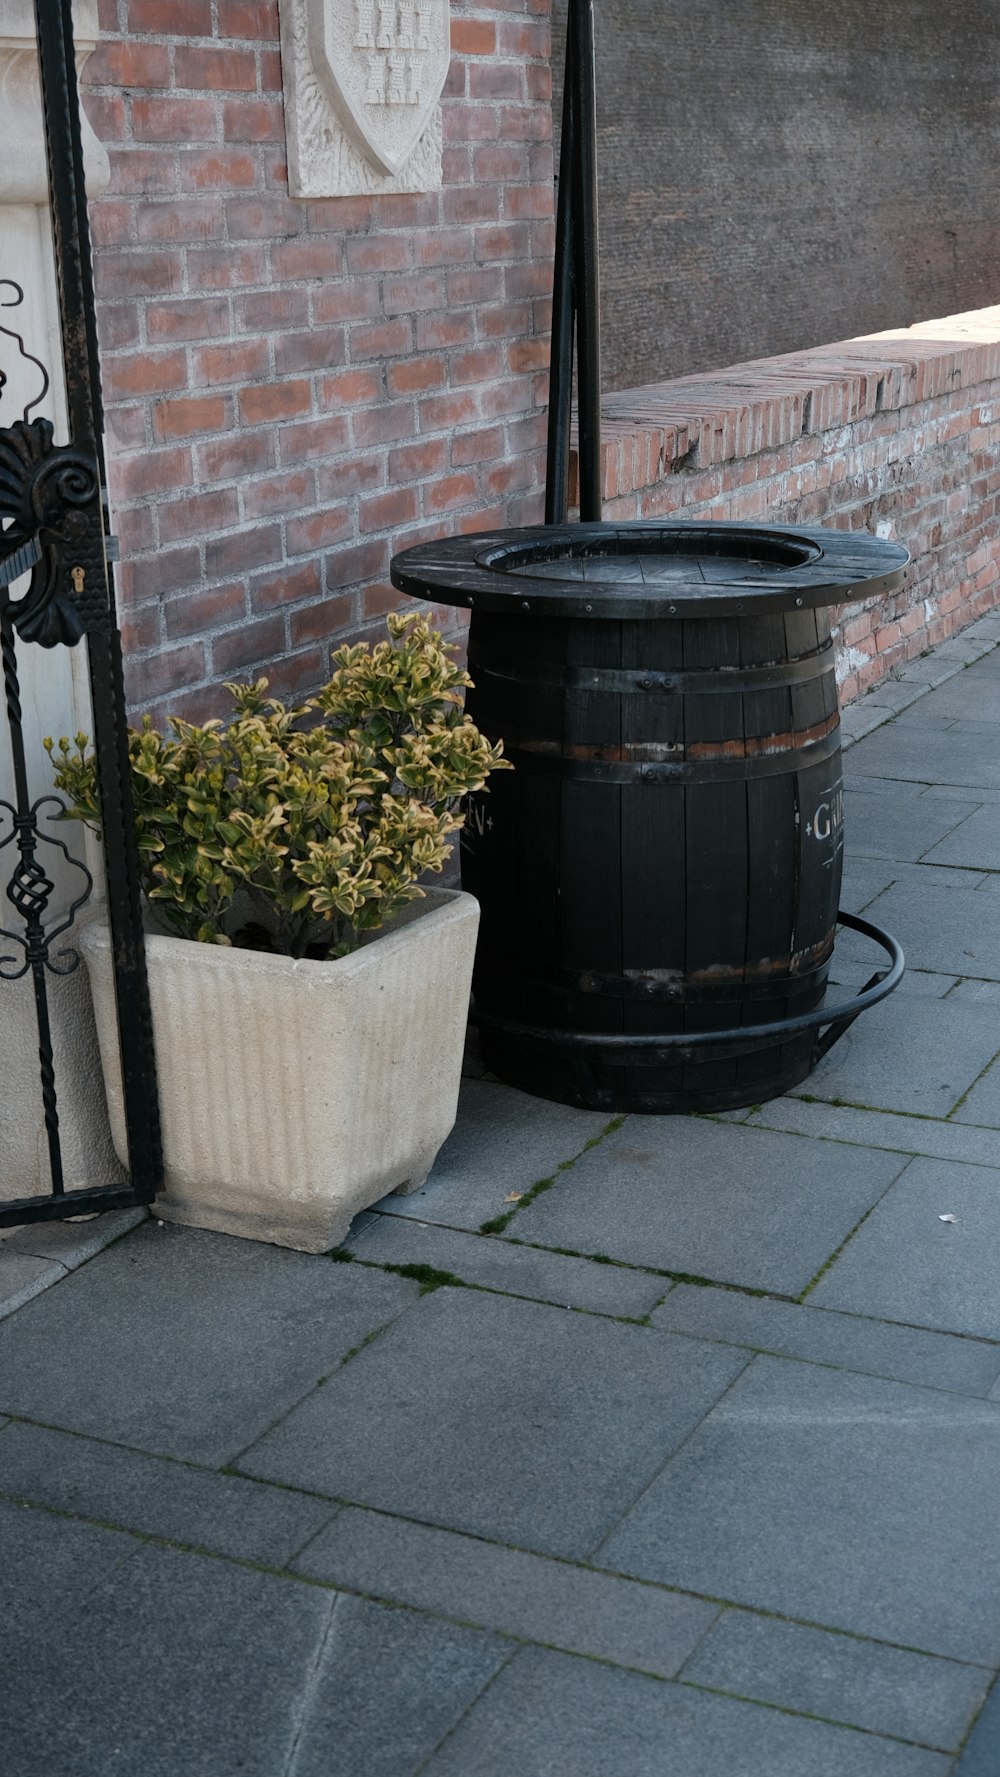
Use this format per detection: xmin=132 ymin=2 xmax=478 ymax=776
xmin=391 ymin=522 xmax=908 ymax=1113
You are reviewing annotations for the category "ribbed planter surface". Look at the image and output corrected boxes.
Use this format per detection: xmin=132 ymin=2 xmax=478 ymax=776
xmin=82 ymin=889 xmax=480 ymax=1252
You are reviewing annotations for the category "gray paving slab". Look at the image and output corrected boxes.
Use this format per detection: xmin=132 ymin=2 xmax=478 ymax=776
xmin=929 ymin=629 xmax=998 ymax=654
xmin=840 ymin=702 xmax=900 ymax=748
xmin=915 ymin=698 xmax=1000 ymax=739
xmin=922 ymin=781 xmax=1000 ymax=804
xmin=680 ymin=1609 xmax=990 ymax=1751
xmin=0 ymin=1223 xmax=419 ymax=1464
xmin=792 ymin=992 xmax=1000 ymax=1117
xmin=896 ymin=643 xmax=995 ymax=684
xmin=421 ymin=1645 xmax=950 ymax=1776
xmin=809 ymin=1156 xmax=1000 ymax=1339
xmin=950 ymin=1053 xmax=1000 ymax=1126
xmin=847 ymin=720 xmax=1000 ymax=788
xmin=652 ymin=1284 xmax=1000 ymax=1395
xmin=0 ymin=1249 xmax=65 ymax=1319
xmin=937 ymin=632 xmax=995 ymax=655
xmin=746 ymin=1093 xmax=1000 ymax=1170
xmin=3 ymin=1521 xmax=509 ymax=1777
xmin=896 ymin=860 xmax=989 ymax=889
xmin=960 ymin=616 xmax=1000 ymax=643
xmin=842 ymin=782 xmax=983 ymax=862
xmin=294 ymin=1504 xmax=719 ymax=1679
xmin=284 ymin=1594 xmax=511 ymax=1777
xmin=373 ymin=1078 xmax=609 ymax=1232
xmin=0 ymin=1496 xmax=137 ymax=1643
xmin=850 ymin=675 xmax=935 ymax=713
xmin=946 ymin=977 xmax=1000 ymax=1004
xmin=885 ymin=711 xmax=993 ymax=733
xmin=0 ymin=1419 xmax=338 ymax=1566
xmin=505 ymin=1118 xmax=909 ymax=1294
xmin=836 ymin=863 xmax=988 ymax=937
xmin=344 ymin=1213 xmax=669 ymax=1317
xmin=1 ymin=1205 xmax=146 ymax=1266
xmin=837 ymin=865 xmax=990 ymax=925
xmin=895 ymin=666 xmax=1000 ymax=725
xmin=953 ymin=1675 xmax=1000 ymax=1774
xmin=828 ymin=961 xmax=958 ymax=998
xmin=922 ymin=630 xmax=995 ymax=655
xmin=839 ymin=857 xmax=900 ymax=911
xmin=238 ymin=1287 xmax=748 ymax=1559
xmin=922 ymin=802 xmax=1000 ymax=870
xmin=843 ymin=772 xmax=927 ymax=800
xmin=598 ymin=1356 xmax=1000 ymax=1665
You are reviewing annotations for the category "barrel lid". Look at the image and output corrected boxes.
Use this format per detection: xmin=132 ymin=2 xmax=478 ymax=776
xmin=390 ymin=521 xmax=908 ymax=619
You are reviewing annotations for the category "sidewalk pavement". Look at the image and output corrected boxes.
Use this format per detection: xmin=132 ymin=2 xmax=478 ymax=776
xmin=4 ymin=614 xmax=1000 ymax=1774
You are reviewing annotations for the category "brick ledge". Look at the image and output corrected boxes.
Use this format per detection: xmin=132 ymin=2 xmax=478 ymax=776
xmin=572 ymin=306 xmax=1000 ymax=504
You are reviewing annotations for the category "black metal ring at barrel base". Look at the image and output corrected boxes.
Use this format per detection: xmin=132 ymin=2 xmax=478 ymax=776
xmin=470 ymin=911 xmax=903 ymax=1068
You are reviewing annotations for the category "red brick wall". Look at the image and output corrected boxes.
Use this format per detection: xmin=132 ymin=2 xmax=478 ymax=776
xmin=84 ymin=0 xmax=553 ymax=723
xmin=584 ymin=310 xmax=1000 ymax=704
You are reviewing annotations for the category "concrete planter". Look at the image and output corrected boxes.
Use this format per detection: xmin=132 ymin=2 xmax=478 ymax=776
xmin=81 ymin=889 xmax=479 ymax=1252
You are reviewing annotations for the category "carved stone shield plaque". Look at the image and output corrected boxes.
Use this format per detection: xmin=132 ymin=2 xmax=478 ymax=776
xmin=280 ymin=0 xmax=450 ymax=197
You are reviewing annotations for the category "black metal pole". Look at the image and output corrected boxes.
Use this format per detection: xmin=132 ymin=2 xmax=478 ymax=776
xmin=35 ymin=0 xmax=101 ymax=449
xmin=544 ymin=0 xmax=602 ymax=525
xmin=544 ymin=10 xmax=577 ymax=524
xmin=570 ymin=0 xmax=602 ymax=521
xmin=34 ymin=0 xmax=163 ymax=1199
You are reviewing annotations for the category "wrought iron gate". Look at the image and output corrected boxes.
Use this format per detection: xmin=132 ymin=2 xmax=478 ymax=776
xmin=0 ymin=0 xmax=161 ymax=1226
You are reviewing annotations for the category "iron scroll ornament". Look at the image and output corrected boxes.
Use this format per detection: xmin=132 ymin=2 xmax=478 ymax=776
xmin=0 ymin=416 xmax=110 ymax=647
xmin=0 ymin=411 xmax=106 ymax=1197
xmin=0 ymin=793 xmax=93 ymax=981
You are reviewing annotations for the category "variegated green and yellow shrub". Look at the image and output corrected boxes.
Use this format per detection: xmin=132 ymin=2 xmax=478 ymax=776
xmin=47 ymin=611 xmax=508 ymax=958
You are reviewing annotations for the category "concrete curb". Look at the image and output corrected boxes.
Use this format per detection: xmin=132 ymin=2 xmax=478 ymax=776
xmin=840 ymin=612 xmax=1000 ymax=751
xmin=0 ymin=1206 xmax=148 ymax=1320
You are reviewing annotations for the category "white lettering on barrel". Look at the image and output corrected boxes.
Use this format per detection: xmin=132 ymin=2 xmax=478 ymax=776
xmin=464 ymin=797 xmax=494 ymax=841
xmin=805 ymin=785 xmax=843 ymax=845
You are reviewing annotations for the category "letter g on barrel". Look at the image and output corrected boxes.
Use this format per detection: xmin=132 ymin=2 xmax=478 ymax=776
xmin=806 ymin=784 xmax=844 ymax=844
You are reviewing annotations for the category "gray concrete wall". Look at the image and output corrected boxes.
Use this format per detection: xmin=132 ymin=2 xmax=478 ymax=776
xmin=554 ymin=0 xmax=1000 ymax=389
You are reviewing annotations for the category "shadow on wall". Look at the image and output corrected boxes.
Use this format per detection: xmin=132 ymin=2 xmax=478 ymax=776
xmin=551 ymin=0 xmax=1000 ymax=389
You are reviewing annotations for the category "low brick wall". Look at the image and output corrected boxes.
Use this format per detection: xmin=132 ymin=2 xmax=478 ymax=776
xmin=577 ymin=308 xmax=1000 ymax=704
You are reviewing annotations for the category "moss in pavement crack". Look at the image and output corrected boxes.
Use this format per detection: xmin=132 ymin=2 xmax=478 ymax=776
xmin=478 ymin=1114 xmax=626 ymax=1235
xmin=796 ymin=1200 xmax=881 ymax=1303
xmin=379 ymin=1262 xmax=467 ymax=1295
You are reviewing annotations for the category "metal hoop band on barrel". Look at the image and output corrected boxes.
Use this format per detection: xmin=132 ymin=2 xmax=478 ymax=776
xmin=470 ymin=911 xmax=903 ymax=1067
